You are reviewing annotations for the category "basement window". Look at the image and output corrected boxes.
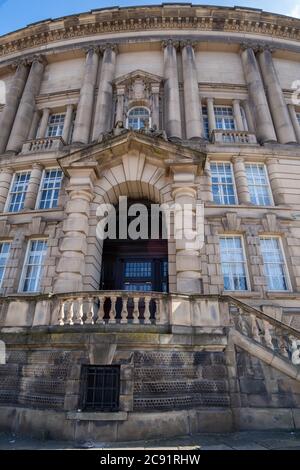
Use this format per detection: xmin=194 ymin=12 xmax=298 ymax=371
xmin=80 ymin=365 xmax=120 ymax=412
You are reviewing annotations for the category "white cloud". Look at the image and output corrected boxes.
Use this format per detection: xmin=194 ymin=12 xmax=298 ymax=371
xmin=291 ymin=3 xmax=300 ymax=17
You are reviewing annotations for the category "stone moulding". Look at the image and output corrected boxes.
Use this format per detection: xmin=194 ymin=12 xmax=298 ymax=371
xmin=1 ymin=5 xmax=300 ymax=58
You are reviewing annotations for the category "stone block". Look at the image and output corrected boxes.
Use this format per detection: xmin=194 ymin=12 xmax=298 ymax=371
xmin=5 ymin=301 xmax=32 ymax=327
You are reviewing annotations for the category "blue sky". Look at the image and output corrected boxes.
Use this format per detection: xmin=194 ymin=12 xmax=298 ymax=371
xmin=0 ymin=0 xmax=300 ymax=36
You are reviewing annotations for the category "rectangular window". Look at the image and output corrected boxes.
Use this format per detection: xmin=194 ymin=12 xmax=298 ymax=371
xmin=220 ymin=236 xmax=249 ymax=291
xmin=19 ymin=239 xmax=48 ymax=293
xmin=0 ymin=242 xmax=11 ymax=288
xmin=260 ymin=238 xmax=289 ymax=291
xmin=46 ymin=114 xmax=65 ymax=137
xmin=214 ymin=106 xmax=235 ymax=131
xmin=38 ymin=169 xmax=63 ymax=210
xmin=245 ymin=163 xmax=272 ymax=206
xmin=296 ymin=112 xmax=300 ymax=127
xmin=202 ymin=106 xmax=209 ymax=139
xmin=7 ymin=172 xmax=30 ymax=213
xmin=81 ymin=365 xmax=120 ymax=412
xmin=211 ymin=162 xmax=237 ymax=205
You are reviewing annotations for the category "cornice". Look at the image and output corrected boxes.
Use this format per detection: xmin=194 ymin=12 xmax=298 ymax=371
xmin=1 ymin=6 xmax=300 ymax=59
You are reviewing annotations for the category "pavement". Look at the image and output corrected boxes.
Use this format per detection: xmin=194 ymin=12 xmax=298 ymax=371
xmin=1 ymin=430 xmax=300 ymax=450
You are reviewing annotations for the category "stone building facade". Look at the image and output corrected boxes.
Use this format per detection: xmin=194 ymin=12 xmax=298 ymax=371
xmin=0 ymin=4 xmax=300 ymax=441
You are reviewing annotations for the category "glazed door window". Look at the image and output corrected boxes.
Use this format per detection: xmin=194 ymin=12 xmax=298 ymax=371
xmin=127 ymin=107 xmax=150 ymax=130
xmin=214 ymin=106 xmax=235 ymax=130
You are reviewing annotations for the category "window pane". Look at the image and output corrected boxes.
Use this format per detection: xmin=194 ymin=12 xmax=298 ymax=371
xmin=260 ymin=238 xmax=288 ymax=291
xmin=46 ymin=114 xmax=65 ymax=137
xmin=20 ymin=240 xmax=48 ymax=293
xmin=0 ymin=242 xmax=11 ymax=288
xmin=8 ymin=172 xmax=30 ymax=213
xmin=127 ymin=107 xmax=150 ymax=130
xmin=211 ymin=162 xmax=236 ymax=205
xmin=220 ymin=237 xmax=248 ymax=291
xmin=38 ymin=169 xmax=63 ymax=209
xmin=245 ymin=164 xmax=272 ymax=206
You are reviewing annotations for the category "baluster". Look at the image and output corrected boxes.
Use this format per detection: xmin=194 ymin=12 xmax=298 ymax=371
xmin=155 ymin=298 xmax=160 ymax=324
xmin=108 ymin=296 xmax=117 ymax=324
xmin=85 ymin=297 xmax=95 ymax=324
xmin=250 ymin=314 xmax=261 ymax=343
xmin=144 ymin=296 xmax=151 ymax=324
xmin=74 ymin=297 xmax=84 ymax=325
xmin=238 ymin=310 xmax=249 ymax=336
xmin=96 ymin=296 xmax=105 ymax=324
xmin=120 ymin=295 xmax=128 ymax=324
xmin=263 ymin=320 xmax=274 ymax=350
xmin=58 ymin=299 xmax=66 ymax=325
xmin=278 ymin=335 xmax=289 ymax=358
xmin=132 ymin=297 xmax=140 ymax=324
xmin=66 ymin=299 xmax=75 ymax=325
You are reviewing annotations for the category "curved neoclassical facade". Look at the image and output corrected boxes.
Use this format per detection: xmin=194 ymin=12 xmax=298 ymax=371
xmin=1 ymin=4 xmax=300 ymax=441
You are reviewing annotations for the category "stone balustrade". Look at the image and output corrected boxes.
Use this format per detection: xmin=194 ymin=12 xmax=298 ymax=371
xmin=212 ymin=130 xmax=258 ymax=145
xmin=57 ymin=291 xmax=167 ymax=325
xmin=21 ymin=136 xmax=65 ymax=154
xmin=227 ymin=296 xmax=300 ymax=366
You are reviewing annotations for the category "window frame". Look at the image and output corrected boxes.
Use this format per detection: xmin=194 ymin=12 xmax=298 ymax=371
xmin=214 ymin=105 xmax=236 ymax=131
xmin=35 ymin=168 xmax=63 ymax=210
xmin=219 ymin=235 xmax=250 ymax=292
xmin=5 ymin=171 xmax=31 ymax=213
xmin=46 ymin=113 xmax=66 ymax=138
xmin=0 ymin=241 xmax=11 ymax=289
xmin=18 ymin=238 xmax=48 ymax=293
xmin=126 ymin=106 xmax=151 ymax=130
xmin=245 ymin=163 xmax=274 ymax=207
xmin=210 ymin=161 xmax=238 ymax=206
xmin=259 ymin=236 xmax=291 ymax=292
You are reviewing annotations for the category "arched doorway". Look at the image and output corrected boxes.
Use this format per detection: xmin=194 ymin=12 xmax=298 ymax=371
xmin=101 ymin=199 xmax=168 ymax=293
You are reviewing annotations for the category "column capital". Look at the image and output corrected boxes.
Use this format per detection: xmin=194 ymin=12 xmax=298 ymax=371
xmin=32 ymin=163 xmax=44 ymax=171
xmin=266 ymin=156 xmax=280 ymax=165
xmin=100 ymin=43 xmax=118 ymax=54
xmin=206 ymin=97 xmax=214 ymax=104
xmin=0 ymin=167 xmax=13 ymax=175
xmin=231 ymin=156 xmax=245 ymax=164
xmin=83 ymin=44 xmax=100 ymax=55
xmin=180 ymin=39 xmax=197 ymax=50
xmin=116 ymin=84 xmax=126 ymax=96
xmin=257 ymin=43 xmax=276 ymax=54
xmin=161 ymin=39 xmax=180 ymax=50
xmin=10 ymin=58 xmax=28 ymax=71
xmin=27 ymin=54 xmax=48 ymax=67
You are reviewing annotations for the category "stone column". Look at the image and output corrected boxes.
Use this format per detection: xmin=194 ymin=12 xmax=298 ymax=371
xmin=92 ymin=44 xmax=117 ymax=141
xmin=0 ymin=168 xmax=13 ymax=212
xmin=266 ymin=157 xmax=284 ymax=205
xmin=36 ymin=107 xmax=50 ymax=138
xmin=163 ymin=40 xmax=182 ymax=139
xmin=258 ymin=48 xmax=296 ymax=144
xmin=6 ymin=56 xmax=46 ymax=153
xmin=72 ymin=47 xmax=100 ymax=144
xmin=28 ymin=110 xmax=40 ymax=140
xmin=207 ymin=97 xmax=216 ymax=135
xmin=288 ymin=104 xmax=300 ymax=143
xmin=115 ymin=85 xmax=125 ymax=125
xmin=181 ymin=41 xmax=203 ymax=139
xmin=172 ymin=167 xmax=202 ymax=293
xmin=62 ymin=104 xmax=74 ymax=144
xmin=151 ymin=84 xmax=160 ymax=130
xmin=232 ymin=157 xmax=251 ymax=204
xmin=243 ymin=100 xmax=255 ymax=132
xmin=201 ymin=159 xmax=214 ymax=203
xmin=23 ymin=163 xmax=43 ymax=210
xmin=233 ymin=99 xmax=245 ymax=131
xmin=0 ymin=60 xmax=29 ymax=154
xmin=240 ymin=46 xmax=277 ymax=143
xmin=54 ymin=168 xmax=96 ymax=293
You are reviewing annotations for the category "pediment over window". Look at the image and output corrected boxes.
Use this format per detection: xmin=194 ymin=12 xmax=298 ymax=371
xmin=114 ymin=69 xmax=163 ymax=91
xmin=58 ymin=130 xmax=206 ymax=177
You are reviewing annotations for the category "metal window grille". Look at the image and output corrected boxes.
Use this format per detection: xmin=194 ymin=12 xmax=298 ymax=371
xmin=81 ymin=365 xmax=120 ymax=412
